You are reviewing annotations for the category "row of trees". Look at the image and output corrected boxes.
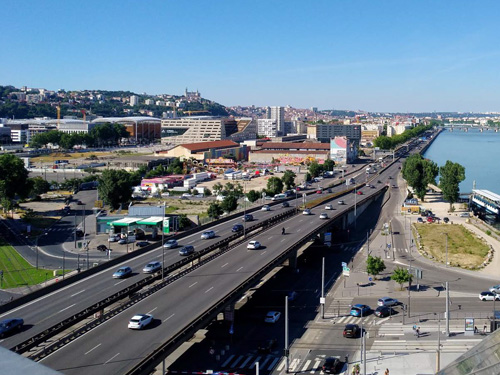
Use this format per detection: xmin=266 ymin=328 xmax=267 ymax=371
xmin=366 ymin=255 xmax=413 ymax=290
xmin=30 ymin=123 xmax=129 ymax=149
xmin=373 ymin=124 xmax=433 ymax=150
xmin=401 ymin=154 xmax=465 ymax=206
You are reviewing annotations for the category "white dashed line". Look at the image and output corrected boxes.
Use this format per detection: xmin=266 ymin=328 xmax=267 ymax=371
xmin=236 ymin=267 xmax=243 ymax=272
xmin=163 ymin=313 xmax=175 ymax=322
xmin=85 ymin=343 xmax=101 ymax=355
xmin=189 ymin=282 xmax=198 ymax=288
xmin=221 ymin=263 xmax=228 ymax=268
xmin=205 ymin=287 xmax=213 ymax=293
xmin=58 ymin=304 xmax=76 ymax=313
xmin=105 ymin=353 xmax=120 ymax=364
xmin=70 ymin=290 xmax=85 ymax=297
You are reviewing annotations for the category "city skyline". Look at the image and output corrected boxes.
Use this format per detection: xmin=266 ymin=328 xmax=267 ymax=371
xmin=2 ymin=1 xmax=500 ymax=112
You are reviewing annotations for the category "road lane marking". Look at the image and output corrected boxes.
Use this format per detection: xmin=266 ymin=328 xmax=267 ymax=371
xmin=230 ymin=355 xmax=244 ymax=367
xmin=267 ymin=236 xmax=273 ymax=240
xmin=236 ymin=267 xmax=243 ymax=272
xmin=147 ymin=307 xmax=157 ymax=314
xmin=205 ymin=287 xmax=213 ymax=293
xmin=250 ymin=356 xmax=262 ymax=369
xmin=289 ymin=358 xmax=300 ymax=372
xmin=260 ymin=251 xmax=267 ymax=255
xmin=240 ymin=355 xmax=254 ymax=368
xmin=297 ymin=228 xmax=302 ymax=232
xmin=260 ymin=356 xmax=271 ymax=368
xmin=163 ymin=313 xmax=175 ymax=322
xmin=221 ymin=263 xmax=228 ymax=268
xmin=222 ymin=355 xmax=235 ymax=367
xmin=281 ymin=239 xmax=285 ymax=242
xmin=188 ymin=240 xmax=195 ymax=244
xmin=114 ymin=280 xmax=127 ymax=286
xmin=276 ymin=358 xmax=286 ymax=371
xmin=71 ymin=290 xmax=85 ymax=297
xmin=58 ymin=304 xmax=76 ymax=313
xmin=85 ymin=343 xmax=101 ymax=355
xmin=105 ymin=353 xmax=120 ymax=364
xmin=302 ymin=360 xmax=312 ymax=372
xmin=189 ymin=282 xmax=198 ymax=288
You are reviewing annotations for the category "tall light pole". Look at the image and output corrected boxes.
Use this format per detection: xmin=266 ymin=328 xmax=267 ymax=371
xmin=443 ymin=233 xmax=449 ymax=267
xmin=161 ymin=203 xmax=166 ymax=281
xmin=321 ymin=257 xmax=325 ymax=319
xmin=243 ymin=182 xmax=247 ymax=239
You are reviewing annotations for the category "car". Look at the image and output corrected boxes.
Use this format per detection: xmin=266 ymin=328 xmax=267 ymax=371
xmin=136 ymin=241 xmax=150 ymax=248
xmin=319 ymin=213 xmax=328 ymax=219
xmin=302 ymin=208 xmax=312 ymax=215
xmin=113 ymin=266 xmax=132 ymax=279
xmin=350 ymin=304 xmax=371 ymax=317
xmin=242 ymin=214 xmax=254 ymax=222
xmin=282 ymin=201 xmax=290 ymax=208
xmin=343 ymin=323 xmax=360 ymax=338
xmin=443 ymin=217 xmax=449 ymax=223
xmin=427 ymin=216 xmax=434 ymax=223
xmin=377 ymin=180 xmax=382 ymax=183
xmin=143 ymin=261 xmax=162 ymax=273
xmin=232 ymin=224 xmax=244 ymax=232
xmin=375 ymin=306 xmax=393 ymax=318
xmin=377 ymin=297 xmax=399 ymax=307
xmin=356 ymin=191 xmax=363 ymax=195
xmin=417 ymin=217 xmax=424 ymax=223
xmin=338 ymin=200 xmax=345 ymax=205
xmin=490 ymin=285 xmax=500 ymax=294
xmin=325 ymin=204 xmax=334 ymax=210
xmin=0 ymin=318 xmax=24 ymax=338
xmin=179 ymin=245 xmax=195 ymax=256
xmin=118 ymin=238 xmax=133 ymax=244
xmin=247 ymin=241 xmax=261 ymax=250
xmin=257 ymin=338 xmax=277 ymax=353
xmin=460 ymin=212 xmax=470 ymax=217
xmin=108 ymin=234 xmax=120 ymax=242
xmin=388 ymin=176 xmax=392 ymax=179
xmin=322 ymin=357 xmax=341 ymax=374
xmin=316 ymin=189 xmax=322 ymax=194
xmin=128 ymin=314 xmax=154 ymax=329
xmin=201 ymin=230 xmax=216 ymax=239
xmin=97 ymin=244 xmax=108 ymax=252
xmin=75 ymin=229 xmax=84 ymax=237
xmin=181 ymin=193 xmax=192 ymax=198
xmin=264 ymin=311 xmax=281 ymax=323
xmin=261 ymin=205 xmax=271 ymax=211
xmin=163 ymin=239 xmax=178 ymax=248
xmin=366 ymin=183 xmax=371 ymax=187
xmin=77 ymin=200 xmax=84 ymax=205
xmin=479 ymin=291 xmax=500 ymax=301
xmin=392 ymin=185 xmax=397 ymax=189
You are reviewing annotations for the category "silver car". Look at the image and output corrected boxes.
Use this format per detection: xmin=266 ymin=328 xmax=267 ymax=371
xmin=201 ymin=230 xmax=215 ymax=240
xmin=163 ymin=239 xmax=178 ymax=249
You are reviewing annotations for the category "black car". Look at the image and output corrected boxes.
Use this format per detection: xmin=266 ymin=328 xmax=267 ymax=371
xmin=282 ymin=201 xmax=290 ymax=208
xmin=375 ymin=306 xmax=393 ymax=318
xmin=257 ymin=338 xmax=277 ymax=353
xmin=322 ymin=357 xmax=341 ymax=374
xmin=242 ymin=214 xmax=253 ymax=222
xmin=0 ymin=318 xmax=24 ymax=338
xmin=232 ymin=224 xmax=244 ymax=232
xmin=75 ymin=229 xmax=84 ymax=237
xmin=443 ymin=217 xmax=449 ymax=223
xmin=136 ymin=241 xmax=149 ymax=247
xmin=343 ymin=324 xmax=360 ymax=338
xmin=97 ymin=245 xmax=108 ymax=252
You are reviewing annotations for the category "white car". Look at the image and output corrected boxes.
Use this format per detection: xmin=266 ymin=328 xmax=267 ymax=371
xmin=128 ymin=314 xmax=154 ymax=329
xmin=265 ymin=311 xmax=281 ymax=323
xmin=460 ymin=212 xmax=470 ymax=217
xmin=201 ymin=230 xmax=216 ymax=239
xmin=338 ymin=200 xmax=345 ymax=205
xmin=319 ymin=213 xmax=328 ymax=219
xmin=325 ymin=204 xmax=333 ymax=210
xmin=261 ymin=205 xmax=271 ymax=211
xmin=489 ymin=285 xmax=500 ymax=294
xmin=247 ymin=241 xmax=261 ymax=250
xmin=302 ymin=209 xmax=312 ymax=215
xmin=377 ymin=297 xmax=399 ymax=307
xmin=181 ymin=193 xmax=192 ymax=198
xmin=479 ymin=291 xmax=500 ymax=301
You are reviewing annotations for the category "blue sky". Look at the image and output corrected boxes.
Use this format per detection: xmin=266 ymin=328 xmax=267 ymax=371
xmin=1 ymin=0 xmax=500 ymax=112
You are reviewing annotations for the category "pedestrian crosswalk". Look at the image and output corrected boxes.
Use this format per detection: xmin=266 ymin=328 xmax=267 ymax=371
xmin=331 ymin=314 xmax=380 ymax=326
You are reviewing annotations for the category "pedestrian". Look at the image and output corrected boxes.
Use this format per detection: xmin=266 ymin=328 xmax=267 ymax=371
xmin=385 ymin=369 xmax=390 ymax=375
xmin=413 ymin=324 xmax=417 ymax=332
xmin=483 ymin=325 xmax=487 ymax=334
xmin=474 ymin=326 xmax=478 ymax=334
xmin=416 ymin=327 xmax=420 ymax=338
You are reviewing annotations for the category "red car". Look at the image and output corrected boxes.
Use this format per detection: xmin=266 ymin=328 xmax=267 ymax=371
xmin=427 ymin=216 xmax=434 ymax=223
xmin=356 ymin=191 xmax=363 ymax=195
xmin=316 ymin=190 xmax=322 ymax=194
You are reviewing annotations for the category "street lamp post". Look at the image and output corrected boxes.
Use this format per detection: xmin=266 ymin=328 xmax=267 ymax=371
xmin=443 ymin=233 xmax=449 ymax=267
xmin=243 ymin=182 xmax=247 ymax=239
xmin=161 ymin=203 xmax=166 ymax=281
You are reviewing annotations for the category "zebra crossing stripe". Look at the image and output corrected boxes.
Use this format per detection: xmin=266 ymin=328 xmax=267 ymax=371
xmin=289 ymin=358 xmax=300 ymax=372
xmin=222 ymin=355 xmax=235 ymax=367
xmin=310 ymin=360 xmax=322 ymax=374
xmin=260 ymin=355 xmax=272 ymax=369
xmin=301 ymin=359 xmax=311 ymax=372
xmin=240 ymin=356 xmax=253 ymax=368
xmin=273 ymin=357 xmax=284 ymax=371
xmin=249 ymin=356 xmax=261 ymax=369
xmin=230 ymin=355 xmax=244 ymax=368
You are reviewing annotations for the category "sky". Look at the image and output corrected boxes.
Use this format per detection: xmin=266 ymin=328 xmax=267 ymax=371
xmin=2 ymin=0 xmax=500 ymax=112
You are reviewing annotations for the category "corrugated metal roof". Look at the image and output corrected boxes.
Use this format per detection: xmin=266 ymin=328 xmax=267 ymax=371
xmin=473 ymin=189 xmax=500 ymax=203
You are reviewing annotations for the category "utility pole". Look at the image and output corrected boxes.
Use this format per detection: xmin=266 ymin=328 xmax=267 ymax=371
xmin=446 ymin=281 xmax=450 ymax=336
xmin=408 ymin=260 xmax=412 ymax=318
xmin=444 ymin=233 xmax=449 ymax=267
xmin=436 ymin=313 xmax=441 ymax=372
xmin=285 ymin=296 xmax=289 ymax=373
xmin=161 ymin=203 xmax=165 ymax=281
xmin=321 ymin=257 xmax=325 ymax=319
xmin=366 ymin=231 xmax=370 ymax=256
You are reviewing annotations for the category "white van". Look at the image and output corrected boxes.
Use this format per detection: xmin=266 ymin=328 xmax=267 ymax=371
xmin=272 ymin=193 xmax=286 ymax=201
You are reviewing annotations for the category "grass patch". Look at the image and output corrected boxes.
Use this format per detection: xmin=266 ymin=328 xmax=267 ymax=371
xmin=165 ymin=206 xmax=179 ymax=214
xmin=415 ymin=223 xmax=489 ymax=268
xmin=24 ymin=217 xmax=59 ymax=230
xmin=0 ymin=241 xmax=57 ymax=289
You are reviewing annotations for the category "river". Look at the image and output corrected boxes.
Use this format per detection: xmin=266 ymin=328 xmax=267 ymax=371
xmin=423 ymin=127 xmax=500 ymax=194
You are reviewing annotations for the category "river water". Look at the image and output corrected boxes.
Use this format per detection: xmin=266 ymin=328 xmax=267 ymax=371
xmin=423 ymin=127 xmax=500 ymax=194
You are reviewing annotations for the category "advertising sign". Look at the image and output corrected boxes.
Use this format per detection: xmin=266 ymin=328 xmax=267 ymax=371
xmin=465 ymin=318 xmax=474 ymax=331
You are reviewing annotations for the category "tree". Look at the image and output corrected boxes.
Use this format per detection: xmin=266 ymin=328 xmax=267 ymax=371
xmin=402 ymin=154 xmax=438 ymax=201
xmin=30 ymin=177 xmax=51 ymax=196
xmin=308 ymin=161 xmax=323 ymax=178
xmin=391 ymin=267 xmax=412 ymax=290
xmin=366 ymin=255 xmax=386 ymax=278
xmin=0 ymin=154 xmax=31 ymax=199
xmin=98 ymin=169 xmax=135 ymax=209
xmin=439 ymin=160 xmax=466 ymax=210
xmin=266 ymin=177 xmax=284 ymax=196
xmin=246 ymin=189 xmax=261 ymax=203
xmin=178 ymin=214 xmax=192 ymax=230
xmin=220 ymin=194 xmax=238 ymax=213
xmin=323 ymin=159 xmax=335 ymax=172
xmin=207 ymin=202 xmax=223 ymax=220
xmin=281 ymin=170 xmax=296 ymax=190
xmin=212 ymin=182 xmax=224 ymax=195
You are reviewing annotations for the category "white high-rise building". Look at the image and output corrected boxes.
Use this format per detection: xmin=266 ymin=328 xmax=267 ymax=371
xmin=130 ymin=95 xmax=139 ymax=106
xmin=266 ymin=106 xmax=285 ymax=135
xmin=257 ymin=119 xmax=278 ymax=137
